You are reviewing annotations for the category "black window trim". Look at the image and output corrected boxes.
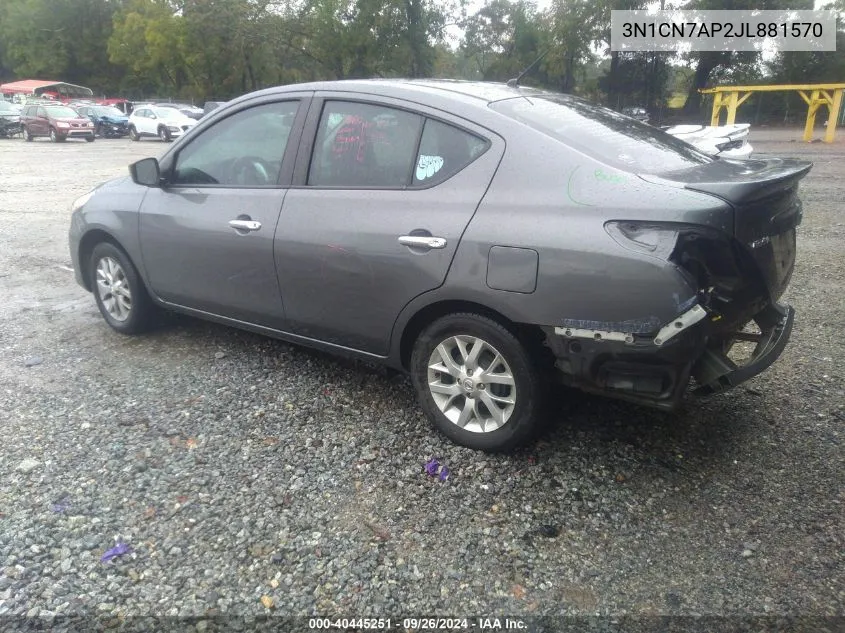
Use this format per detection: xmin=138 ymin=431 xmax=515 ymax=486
xmin=293 ymin=94 xmax=492 ymax=192
xmin=161 ymin=95 xmax=312 ymax=190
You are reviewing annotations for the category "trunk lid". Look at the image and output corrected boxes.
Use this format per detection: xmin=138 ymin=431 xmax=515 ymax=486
xmin=652 ymin=156 xmax=812 ymax=302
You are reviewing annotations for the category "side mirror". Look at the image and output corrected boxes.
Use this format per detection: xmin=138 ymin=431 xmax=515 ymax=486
xmin=130 ymin=157 xmax=161 ymax=187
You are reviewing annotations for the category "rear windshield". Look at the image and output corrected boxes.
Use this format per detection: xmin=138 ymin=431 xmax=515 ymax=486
xmin=491 ymin=95 xmax=713 ymax=172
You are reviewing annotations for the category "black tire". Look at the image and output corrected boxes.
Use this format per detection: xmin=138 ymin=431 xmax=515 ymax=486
xmin=129 ymin=125 xmax=139 ymax=141
xmin=410 ymin=312 xmax=544 ymax=452
xmin=94 ymin=123 xmax=102 ymax=137
xmin=85 ymin=136 xmax=95 ymax=143
xmin=49 ymin=127 xmax=64 ymax=143
xmin=158 ymin=125 xmax=171 ymax=142
xmin=23 ymin=127 xmax=33 ymax=142
xmin=89 ymin=242 xmax=155 ymax=334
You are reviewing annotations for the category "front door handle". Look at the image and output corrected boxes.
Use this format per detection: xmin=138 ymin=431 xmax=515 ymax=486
xmin=398 ymin=235 xmax=447 ymax=250
xmin=229 ymin=219 xmax=262 ymax=232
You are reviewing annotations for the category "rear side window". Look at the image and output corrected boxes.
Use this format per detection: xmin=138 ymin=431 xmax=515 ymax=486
xmin=491 ymin=95 xmax=713 ymax=173
xmin=413 ymin=119 xmax=489 ymax=186
xmin=309 ymin=101 xmax=423 ymax=188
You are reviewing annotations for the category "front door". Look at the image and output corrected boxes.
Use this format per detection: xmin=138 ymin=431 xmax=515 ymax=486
xmin=275 ymin=95 xmax=504 ymax=354
xmin=139 ymin=97 xmax=307 ymax=328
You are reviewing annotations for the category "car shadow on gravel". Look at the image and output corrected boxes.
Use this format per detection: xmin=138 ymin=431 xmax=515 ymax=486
xmin=536 ymin=385 xmax=761 ymax=477
xmin=158 ymin=312 xmax=758 ymax=479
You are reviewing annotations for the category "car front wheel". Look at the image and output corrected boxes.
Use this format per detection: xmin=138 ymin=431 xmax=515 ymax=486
xmin=158 ymin=126 xmax=171 ymax=142
xmin=410 ymin=313 xmax=544 ymax=452
xmin=49 ymin=128 xmax=63 ymax=143
xmin=89 ymin=242 xmax=155 ymax=334
xmin=129 ymin=125 xmax=139 ymax=141
xmin=23 ymin=127 xmax=33 ymax=141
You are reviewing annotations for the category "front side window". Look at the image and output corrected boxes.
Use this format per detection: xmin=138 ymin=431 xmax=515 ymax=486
xmin=308 ymin=101 xmax=423 ymax=188
xmin=37 ymin=107 xmax=47 ymax=118
xmin=413 ymin=119 xmax=489 ymax=186
xmin=171 ymin=101 xmax=298 ymax=187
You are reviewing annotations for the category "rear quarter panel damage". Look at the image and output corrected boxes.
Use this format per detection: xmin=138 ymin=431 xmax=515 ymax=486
xmin=439 ymin=128 xmax=734 ymax=333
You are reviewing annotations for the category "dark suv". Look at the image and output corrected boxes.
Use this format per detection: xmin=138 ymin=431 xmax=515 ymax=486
xmin=21 ymin=103 xmax=95 ymax=142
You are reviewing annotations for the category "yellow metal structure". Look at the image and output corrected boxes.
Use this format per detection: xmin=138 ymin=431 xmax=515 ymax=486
xmin=700 ymin=84 xmax=845 ymax=143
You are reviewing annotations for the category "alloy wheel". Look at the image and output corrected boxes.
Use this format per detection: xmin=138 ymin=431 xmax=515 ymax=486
xmin=95 ymin=256 xmax=132 ymax=322
xmin=426 ymin=335 xmax=517 ymax=433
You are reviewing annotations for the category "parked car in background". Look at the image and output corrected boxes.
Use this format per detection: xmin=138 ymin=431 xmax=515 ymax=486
xmin=128 ymin=105 xmax=196 ymax=141
xmin=0 ymin=99 xmax=22 ymax=138
xmin=664 ymin=123 xmax=754 ymax=158
xmin=70 ymin=80 xmax=809 ymax=451
xmin=622 ymin=106 xmax=650 ymax=123
xmin=76 ymin=104 xmax=130 ymax=138
xmin=155 ymin=102 xmax=204 ymax=120
xmin=98 ymin=98 xmax=133 ymax=115
xmin=21 ymin=103 xmax=95 ymax=142
xmin=202 ymin=101 xmax=227 ymax=117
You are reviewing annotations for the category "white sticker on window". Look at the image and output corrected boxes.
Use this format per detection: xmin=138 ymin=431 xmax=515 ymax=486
xmin=416 ymin=154 xmax=444 ymax=181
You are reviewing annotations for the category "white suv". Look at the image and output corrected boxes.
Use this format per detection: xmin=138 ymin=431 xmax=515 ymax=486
xmin=128 ymin=105 xmax=196 ymax=142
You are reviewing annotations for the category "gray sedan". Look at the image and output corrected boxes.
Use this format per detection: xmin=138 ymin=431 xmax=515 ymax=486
xmin=69 ymin=80 xmax=810 ymax=451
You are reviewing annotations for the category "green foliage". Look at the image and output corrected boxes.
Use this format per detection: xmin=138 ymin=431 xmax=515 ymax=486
xmin=0 ymin=0 xmax=842 ymax=115
xmin=0 ymin=0 xmax=123 ymax=94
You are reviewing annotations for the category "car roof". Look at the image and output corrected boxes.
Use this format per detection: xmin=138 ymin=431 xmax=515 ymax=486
xmin=231 ymin=79 xmax=551 ymax=114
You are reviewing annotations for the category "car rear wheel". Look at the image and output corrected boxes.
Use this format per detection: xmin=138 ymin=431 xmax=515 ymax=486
xmin=23 ymin=127 xmax=32 ymax=142
xmin=410 ymin=313 xmax=544 ymax=452
xmin=129 ymin=125 xmax=139 ymax=141
xmin=89 ymin=242 xmax=155 ymax=334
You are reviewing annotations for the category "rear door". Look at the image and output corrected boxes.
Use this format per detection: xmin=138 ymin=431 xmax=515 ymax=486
xmin=35 ymin=106 xmax=49 ymax=135
xmin=274 ymin=93 xmax=504 ymax=354
xmin=139 ymin=95 xmax=310 ymax=328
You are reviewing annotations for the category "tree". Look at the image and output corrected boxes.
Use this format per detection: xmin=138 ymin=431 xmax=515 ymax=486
xmin=544 ymin=0 xmax=603 ymax=92
xmin=680 ymin=0 xmax=814 ymax=116
xmin=0 ymin=0 xmax=124 ymax=94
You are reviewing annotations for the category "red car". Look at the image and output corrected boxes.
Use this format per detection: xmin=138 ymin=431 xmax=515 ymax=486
xmin=21 ymin=103 xmax=95 ymax=142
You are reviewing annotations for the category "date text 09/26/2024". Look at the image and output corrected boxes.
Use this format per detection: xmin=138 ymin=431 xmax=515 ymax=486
xmin=308 ymin=617 xmax=528 ymax=630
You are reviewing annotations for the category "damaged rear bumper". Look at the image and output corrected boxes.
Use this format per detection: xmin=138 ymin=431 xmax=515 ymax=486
xmin=542 ymin=300 xmax=795 ymax=409
xmin=692 ymin=302 xmax=794 ymax=396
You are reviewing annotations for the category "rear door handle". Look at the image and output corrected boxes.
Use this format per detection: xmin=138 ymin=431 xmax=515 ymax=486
xmin=229 ymin=219 xmax=262 ymax=232
xmin=398 ymin=235 xmax=447 ymax=250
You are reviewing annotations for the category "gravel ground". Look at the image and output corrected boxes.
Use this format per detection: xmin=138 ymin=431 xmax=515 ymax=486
xmin=0 ymin=130 xmax=842 ymax=626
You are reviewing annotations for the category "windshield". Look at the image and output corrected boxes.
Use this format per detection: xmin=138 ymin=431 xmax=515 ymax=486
xmin=94 ymin=106 xmax=125 ymax=117
xmin=491 ymin=94 xmax=713 ymax=173
xmin=45 ymin=106 xmax=81 ymax=118
xmin=154 ymin=108 xmax=181 ymax=119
